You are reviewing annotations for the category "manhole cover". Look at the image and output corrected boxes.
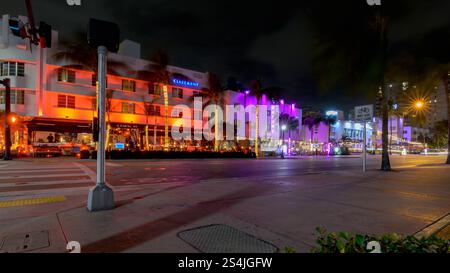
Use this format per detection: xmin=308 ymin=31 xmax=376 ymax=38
xmin=178 ymin=224 xmax=279 ymax=253
xmin=0 ymin=230 xmax=50 ymax=253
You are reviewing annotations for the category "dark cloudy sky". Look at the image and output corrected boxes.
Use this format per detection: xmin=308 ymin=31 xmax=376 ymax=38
xmin=3 ymin=0 xmax=450 ymax=111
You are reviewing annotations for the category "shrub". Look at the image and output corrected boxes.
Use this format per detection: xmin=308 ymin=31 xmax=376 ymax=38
xmin=312 ymin=227 xmax=449 ymax=253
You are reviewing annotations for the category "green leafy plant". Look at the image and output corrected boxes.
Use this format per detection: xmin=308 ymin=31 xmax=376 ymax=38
xmin=283 ymin=247 xmax=297 ymax=253
xmin=312 ymin=227 xmax=449 ymax=253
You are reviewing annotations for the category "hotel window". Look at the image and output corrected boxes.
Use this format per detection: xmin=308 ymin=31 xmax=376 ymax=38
xmin=0 ymin=61 xmax=25 ymax=77
xmin=57 ymin=95 xmax=76 ymax=108
xmin=91 ymin=74 xmax=108 ymax=87
xmin=122 ymin=102 xmax=135 ymax=114
xmin=57 ymin=68 xmax=76 ymax=83
xmin=172 ymin=87 xmax=183 ymax=99
xmin=149 ymin=84 xmax=162 ymax=95
xmin=147 ymin=105 xmax=161 ymax=116
xmin=0 ymin=90 xmax=25 ymax=105
xmin=172 ymin=108 xmax=184 ymax=118
xmin=122 ymin=79 xmax=136 ymax=92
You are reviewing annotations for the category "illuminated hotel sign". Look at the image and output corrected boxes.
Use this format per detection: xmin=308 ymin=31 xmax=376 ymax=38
xmin=171 ymin=78 xmax=200 ymax=89
xmin=326 ymin=111 xmax=338 ymax=117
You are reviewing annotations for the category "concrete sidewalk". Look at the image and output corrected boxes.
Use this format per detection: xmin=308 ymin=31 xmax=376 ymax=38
xmin=0 ymin=160 xmax=449 ymax=253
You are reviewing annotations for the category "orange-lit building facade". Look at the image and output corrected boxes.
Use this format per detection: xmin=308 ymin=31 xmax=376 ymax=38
xmin=1 ymin=14 xmax=210 ymax=153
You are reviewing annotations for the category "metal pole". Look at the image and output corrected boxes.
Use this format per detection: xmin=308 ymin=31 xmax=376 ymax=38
xmin=1 ymin=79 xmax=12 ymax=161
xmin=363 ymin=122 xmax=367 ymax=172
xmin=87 ymin=46 xmax=114 ymax=212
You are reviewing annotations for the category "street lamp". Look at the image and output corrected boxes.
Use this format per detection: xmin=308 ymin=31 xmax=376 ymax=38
xmin=414 ymin=100 xmax=425 ymax=110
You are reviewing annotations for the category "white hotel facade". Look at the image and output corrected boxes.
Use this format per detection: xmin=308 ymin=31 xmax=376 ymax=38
xmin=0 ymin=14 xmax=302 ymax=154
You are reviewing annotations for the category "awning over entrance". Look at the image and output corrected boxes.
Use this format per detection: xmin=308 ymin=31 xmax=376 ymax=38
xmin=26 ymin=118 xmax=93 ymax=134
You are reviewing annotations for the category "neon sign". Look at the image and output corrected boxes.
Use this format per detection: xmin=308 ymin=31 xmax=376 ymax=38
xmin=171 ymin=78 xmax=200 ymax=88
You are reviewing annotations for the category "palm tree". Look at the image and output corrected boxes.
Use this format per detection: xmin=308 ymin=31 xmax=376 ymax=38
xmin=324 ymin=116 xmax=337 ymax=143
xmin=444 ymin=73 xmax=450 ymax=164
xmin=105 ymin=89 xmax=115 ymax=151
xmin=52 ymin=32 xmax=128 ymax=151
xmin=137 ymin=50 xmax=171 ymax=151
xmin=249 ymin=79 xmax=264 ymax=158
xmin=52 ymin=32 xmax=128 ymax=79
xmin=303 ymin=116 xmax=316 ymax=145
xmin=280 ymin=114 xmax=300 ymax=154
xmin=201 ymin=73 xmax=224 ymax=152
xmin=373 ymin=11 xmax=391 ymax=171
xmin=141 ymin=95 xmax=158 ymax=151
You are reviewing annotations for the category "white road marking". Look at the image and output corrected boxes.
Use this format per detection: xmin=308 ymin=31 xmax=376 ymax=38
xmin=73 ymin=163 xmax=97 ymax=182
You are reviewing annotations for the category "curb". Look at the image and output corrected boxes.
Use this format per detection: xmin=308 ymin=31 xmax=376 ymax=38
xmin=414 ymin=214 xmax=450 ymax=238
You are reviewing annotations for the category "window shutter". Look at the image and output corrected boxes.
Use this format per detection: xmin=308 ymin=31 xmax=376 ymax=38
xmin=67 ymin=96 xmax=75 ymax=108
xmin=57 ymin=95 xmax=67 ymax=108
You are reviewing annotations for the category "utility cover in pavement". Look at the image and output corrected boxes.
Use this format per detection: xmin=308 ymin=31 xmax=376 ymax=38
xmin=0 ymin=231 xmax=50 ymax=253
xmin=178 ymin=224 xmax=279 ymax=253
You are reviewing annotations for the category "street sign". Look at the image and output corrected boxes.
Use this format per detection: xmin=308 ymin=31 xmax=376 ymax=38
xmin=355 ymin=105 xmax=374 ymax=173
xmin=355 ymin=105 xmax=374 ymax=123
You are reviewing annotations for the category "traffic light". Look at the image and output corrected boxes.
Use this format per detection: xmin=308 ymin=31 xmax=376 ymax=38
xmin=93 ymin=117 xmax=99 ymax=142
xmin=38 ymin=21 xmax=52 ymax=48
xmin=87 ymin=18 xmax=120 ymax=53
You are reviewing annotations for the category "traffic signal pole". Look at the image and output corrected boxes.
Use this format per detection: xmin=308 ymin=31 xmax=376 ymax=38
xmin=1 ymin=79 xmax=12 ymax=161
xmin=87 ymin=46 xmax=114 ymax=212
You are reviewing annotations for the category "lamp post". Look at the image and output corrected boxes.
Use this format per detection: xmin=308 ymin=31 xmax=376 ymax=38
xmin=1 ymin=78 xmax=12 ymax=161
xmin=244 ymin=90 xmax=250 ymax=144
xmin=412 ymin=99 xmax=427 ymax=150
xmin=281 ymin=124 xmax=287 ymax=159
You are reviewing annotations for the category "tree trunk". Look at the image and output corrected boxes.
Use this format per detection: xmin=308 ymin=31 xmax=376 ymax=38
xmin=163 ymin=85 xmax=169 ymax=151
xmin=389 ymin=116 xmax=393 ymax=155
xmin=153 ymin=125 xmax=157 ymax=151
xmin=145 ymin=115 xmax=149 ymax=151
xmin=379 ymin=13 xmax=391 ymax=171
xmin=214 ymin=104 xmax=220 ymax=152
xmin=445 ymin=75 xmax=450 ymax=164
xmin=381 ymin=90 xmax=391 ymax=171
xmin=105 ymin=113 xmax=111 ymax=152
xmin=255 ymin=104 xmax=260 ymax=158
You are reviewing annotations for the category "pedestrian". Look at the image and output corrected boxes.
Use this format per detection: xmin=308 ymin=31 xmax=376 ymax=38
xmin=47 ymin=133 xmax=54 ymax=143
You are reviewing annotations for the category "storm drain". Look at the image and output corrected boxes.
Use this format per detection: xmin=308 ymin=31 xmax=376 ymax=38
xmin=0 ymin=230 xmax=50 ymax=253
xmin=178 ymin=224 xmax=279 ymax=253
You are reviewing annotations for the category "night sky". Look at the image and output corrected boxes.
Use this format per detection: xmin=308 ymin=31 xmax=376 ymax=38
xmin=3 ymin=0 xmax=450 ymax=111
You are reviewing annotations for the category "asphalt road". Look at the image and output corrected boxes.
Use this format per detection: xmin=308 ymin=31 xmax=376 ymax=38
xmin=0 ymin=155 xmax=449 ymax=253
xmin=0 ymin=155 xmax=447 ymax=193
